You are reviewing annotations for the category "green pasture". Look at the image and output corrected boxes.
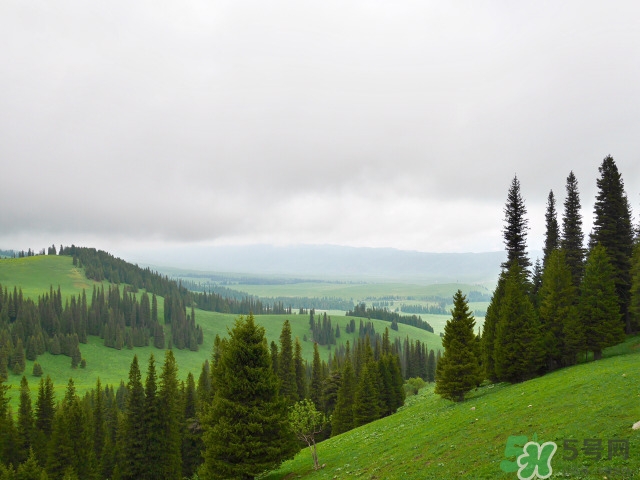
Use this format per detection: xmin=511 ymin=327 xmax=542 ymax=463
xmin=0 ymin=255 xmax=105 ymax=300
xmin=266 ymin=335 xmax=640 ymax=479
xmin=224 ymin=281 xmax=491 ymax=302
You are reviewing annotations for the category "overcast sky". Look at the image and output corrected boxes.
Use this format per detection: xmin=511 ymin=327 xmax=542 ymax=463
xmin=1 ymin=1 xmax=639 ymax=258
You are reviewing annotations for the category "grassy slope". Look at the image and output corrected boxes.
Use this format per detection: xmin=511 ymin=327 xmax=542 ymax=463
xmin=0 ymin=256 xmax=440 ymax=406
xmin=266 ymin=337 xmax=640 ymax=479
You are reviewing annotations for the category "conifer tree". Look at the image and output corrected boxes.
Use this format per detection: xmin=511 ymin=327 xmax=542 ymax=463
xmin=309 ymin=343 xmax=323 ymax=410
xmin=494 ymin=263 xmax=544 ymax=383
xmin=278 ymin=320 xmax=298 ymax=405
xmin=481 ymin=272 xmax=506 ymax=382
xmin=426 ymin=349 xmax=436 ymax=383
xmin=120 ymin=355 xmax=146 ymax=480
xmin=352 ymin=361 xmax=381 ymax=427
xmin=331 ymin=347 xmax=355 ymax=436
xmin=579 ymin=245 xmax=625 ymax=360
xmin=543 ymin=190 xmax=560 ymax=266
xmin=591 ymin=155 xmax=635 ymax=332
xmin=630 ymin=244 xmax=640 ymax=330
xmin=561 ymin=171 xmax=585 ymax=286
xmin=201 ymin=314 xmax=296 ymax=479
xmin=158 ymin=350 xmax=182 ymax=479
xmin=143 ymin=354 xmax=163 ymax=480
xmin=435 ymin=290 xmax=482 ymax=402
xmin=537 ymin=249 xmax=583 ymax=369
xmin=294 ymin=338 xmax=306 ymax=401
xmin=93 ymin=379 xmax=106 ymax=475
xmin=501 ymin=176 xmax=531 ymax=271
xmin=16 ymin=376 xmax=34 ymax=464
xmin=182 ymin=372 xmax=203 ymax=479
xmin=34 ymin=375 xmax=55 ymax=465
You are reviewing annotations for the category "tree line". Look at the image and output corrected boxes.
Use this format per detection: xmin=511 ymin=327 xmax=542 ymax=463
xmin=435 ymin=155 xmax=640 ymax=401
xmin=0 ymin=315 xmax=437 ymax=479
xmin=346 ymin=303 xmax=434 ymax=333
xmin=0 ymin=283 xmax=203 ymax=378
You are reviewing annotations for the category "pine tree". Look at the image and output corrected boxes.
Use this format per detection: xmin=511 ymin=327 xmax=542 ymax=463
xmin=16 ymin=376 xmax=34 ymax=464
xmin=120 ymin=355 xmax=146 ymax=480
xmin=435 ymin=290 xmax=482 ymax=401
xmin=278 ymin=320 xmax=298 ymax=405
xmin=579 ymin=245 xmax=625 ymax=360
xmin=309 ymin=343 xmax=323 ymax=410
xmin=494 ymin=263 xmax=544 ymax=383
xmin=331 ymin=346 xmax=355 ymax=436
xmin=182 ymin=372 xmax=203 ymax=479
xmin=561 ymin=171 xmax=585 ymax=287
xmin=537 ymin=249 xmax=583 ymax=369
xmin=630 ymin=244 xmax=640 ymax=331
xmin=501 ymin=176 xmax=531 ymax=271
xmin=426 ymin=349 xmax=436 ymax=383
xmin=543 ymin=190 xmax=560 ymax=265
xmin=201 ymin=314 xmax=296 ymax=479
xmin=34 ymin=375 xmax=55 ymax=465
xmin=591 ymin=155 xmax=635 ymax=332
xmin=352 ymin=361 xmax=381 ymax=427
xmin=294 ymin=338 xmax=306 ymax=401
xmin=93 ymin=379 xmax=106 ymax=476
xmin=143 ymin=354 xmax=163 ymax=480
xmin=158 ymin=350 xmax=182 ymax=479
xmin=481 ymin=272 xmax=507 ymax=382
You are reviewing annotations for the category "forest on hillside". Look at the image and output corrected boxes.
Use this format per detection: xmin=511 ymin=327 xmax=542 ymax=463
xmin=435 ymin=156 xmax=640 ymax=402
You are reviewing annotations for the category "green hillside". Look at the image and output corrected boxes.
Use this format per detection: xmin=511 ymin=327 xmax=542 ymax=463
xmin=0 ymin=255 xmax=104 ymax=299
xmin=0 ymin=255 xmax=440 ymax=405
xmin=267 ymin=336 xmax=640 ymax=479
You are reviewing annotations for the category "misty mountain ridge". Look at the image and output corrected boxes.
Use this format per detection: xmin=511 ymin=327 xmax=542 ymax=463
xmin=123 ymin=244 xmax=524 ymax=284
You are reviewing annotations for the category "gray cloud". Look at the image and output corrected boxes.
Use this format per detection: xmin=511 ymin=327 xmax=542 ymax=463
xmin=1 ymin=1 xmax=638 ymax=255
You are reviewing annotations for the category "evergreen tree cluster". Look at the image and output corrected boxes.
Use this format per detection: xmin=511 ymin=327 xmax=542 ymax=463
xmin=0 ymin=282 xmax=203 ymax=379
xmin=308 ymin=310 xmax=338 ymax=345
xmin=346 ymin=303 xmax=434 ymax=333
xmin=0 ymin=351 xmax=189 ymax=479
xmin=480 ymin=157 xmax=637 ymax=388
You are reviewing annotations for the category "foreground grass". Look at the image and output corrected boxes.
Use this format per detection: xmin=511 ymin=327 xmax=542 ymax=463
xmin=266 ymin=339 xmax=640 ymax=479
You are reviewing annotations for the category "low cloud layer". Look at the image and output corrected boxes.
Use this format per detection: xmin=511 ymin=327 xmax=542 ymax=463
xmin=1 ymin=1 xmax=638 ymax=255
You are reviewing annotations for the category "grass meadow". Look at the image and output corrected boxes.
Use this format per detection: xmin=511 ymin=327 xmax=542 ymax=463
xmin=266 ymin=336 xmax=640 ymax=479
xmin=0 ymin=256 xmax=441 ymax=408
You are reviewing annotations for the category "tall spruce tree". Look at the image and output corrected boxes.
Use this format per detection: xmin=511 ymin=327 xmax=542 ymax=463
xmin=591 ymin=155 xmax=635 ymax=332
xmin=278 ymin=320 xmax=298 ymax=405
xmin=501 ymin=175 xmax=531 ymax=271
xmin=579 ymin=245 xmax=625 ymax=360
xmin=158 ymin=350 xmax=182 ymax=479
xmin=494 ymin=263 xmax=544 ymax=383
xmin=294 ymin=338 xmax=306 ymax=401
xmin=352 ymin=361 xmax=381 ymax=427
xmin=201 ymin=314 xmax=296 ymax=479
xmin=143 ymin=354 xmax=163 ymax=480
xmin=331 ymin=344 xmax=355 ymax=436
xmin=481 ymin=272 xmax=507 ymax=382
xmin=121 ymin=355 xmax=147 ymax=480
xmin=630 ymin=243 xmax=640 ymax=331
xmin=16 ymin=376 xmax=34 ymax=464
xmin=435 ymin=290 xmax=482 ymax=402
xmin=543 ymin=190 xmax=560 ymax=265
xmin=561 ymin=171 xmax=585 ymax=287
xmin=309 ymin=343 xmax=323 ymax=411
xmin=537 ymin=249 xmax=583 ymax=369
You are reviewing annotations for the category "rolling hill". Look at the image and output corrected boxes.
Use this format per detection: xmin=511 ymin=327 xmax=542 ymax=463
xmin=266 ymin=335 xmax=640 ymax=479
xmin=0 ymin=254 xmax=441 ymax=405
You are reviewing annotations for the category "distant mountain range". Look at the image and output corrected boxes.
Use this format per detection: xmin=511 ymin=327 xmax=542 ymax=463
xmin=123 ymin=244 xmax=522 ymax=284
